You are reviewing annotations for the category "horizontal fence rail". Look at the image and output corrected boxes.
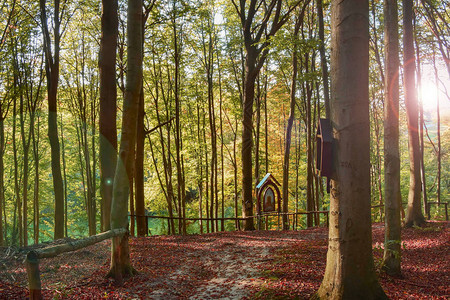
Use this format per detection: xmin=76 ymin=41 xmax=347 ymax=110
xmin=130 ymin=210 xmax=331 ymax=235
xmin=25 ymin=228 xmax=127 ymax=300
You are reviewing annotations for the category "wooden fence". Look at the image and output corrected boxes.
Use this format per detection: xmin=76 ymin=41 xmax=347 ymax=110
xmin=25 ymin=228 xmax=127 ymax=300
xmin=130 ymin=210 xmax=330 ymax=235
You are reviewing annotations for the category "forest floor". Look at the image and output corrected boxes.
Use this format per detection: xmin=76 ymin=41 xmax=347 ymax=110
xmin=0 ymin=221 xmax=448 ymax=299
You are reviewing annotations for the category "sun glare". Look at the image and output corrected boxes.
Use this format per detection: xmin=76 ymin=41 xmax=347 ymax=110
xmin=420 ymin=81 xmax=439 ymax=110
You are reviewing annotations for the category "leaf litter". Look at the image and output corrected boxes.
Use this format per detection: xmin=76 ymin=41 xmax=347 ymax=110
xmin=0 ymin=221 xmax=447 ymax=299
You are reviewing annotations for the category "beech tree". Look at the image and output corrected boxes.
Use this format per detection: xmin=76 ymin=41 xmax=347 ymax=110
xmin=314 ymin=0 xmax=387 ymax=298
xmin=99 ymin=0 xmax=119 ymax=232
xmin=382 ymin=0 xmax=402 ymax=276
xmin=39 ymin=0 xmax=65 ymax=240
xmin=403 ymin=0 xmax=426 ymax=227
xmin=108 ymin=0 xmax=142 ymax=282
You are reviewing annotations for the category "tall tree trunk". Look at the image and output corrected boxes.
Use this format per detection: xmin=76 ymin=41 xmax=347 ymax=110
xmin=381 ymin=0 xmax=402 ymax=276
xmin=282 ymin=12 xmax=302 ymax=230
xmin=40 ymin=0 xmax=65 ymax=240
xmin=60 ymin=115 xmax=68 ymax=237
xmin=197 ymin=102 xmax=204 ymax=234
xmin=99 ymin=0 xmax=118 ymax=232
xmin=242 ymin=56 xmax=257 ymax=230
xmin=135 ymin=90 xmax=146 ymax=236
xmin=108 ymin=0 xmax=142 ymax=283
xmin=12 ymin=91 xmax=21 ymax=246
xmin=403 ymin=0 xmax=425 ymax=227
xmin=317 ymin=0 xmax=330 ymax=119
xmin=134 ymin=5 xmax=152 ymax=237
xmin=255 ymin=76 xmax=261 ymax=229
xmin=233 ymin=119 xmax=239 ymax=230
xmin=415 ymin=34 xmax=428 ymax=217
xmin=314 ymin=0 xmax=387 ymax=298
xmin=32 ymin=115 xmax=40 ymax=244
xmin=20 ymin=87 xmax=31 ymax=246
xmin=218 ymin=52 xmax=225 ymax=232
xmin=172 ymin=8 xmax=186 ymax=235
xmin=306 ymin=81 xmax=314 ymax=228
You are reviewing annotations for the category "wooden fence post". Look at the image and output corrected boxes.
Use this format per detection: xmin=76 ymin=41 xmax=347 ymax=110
xmin=25 ymin=250 xmax=42 ymax=300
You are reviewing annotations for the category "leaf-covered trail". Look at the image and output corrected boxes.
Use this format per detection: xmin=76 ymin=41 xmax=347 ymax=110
xmin=0 ymin=221 xmax=448 ymax=299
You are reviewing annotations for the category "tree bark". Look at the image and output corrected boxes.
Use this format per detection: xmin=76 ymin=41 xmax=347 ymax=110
xmin=314 ymin=0 xmax=387 ymax=298
xmin=282 ymin=11 xmax=302 ymax=230
xmin=317 ymin=0 xmax=330 ymax=119
xmin=381 ymin=0 xmax=402 ymax=276
xmin=403 ymin=0 xmax=426 ymax=227
xmin=32 ymin=116 xmax=40 ymax=244
xmin=40 ymin=0 xmax=65 ymax=240
xmin=135 ymin=90 xmax=146 ymax=236
xmin=99 ymin=0 xmax=118 ymax=232
xmin=108 ymin=0 xmax=142 ymax=282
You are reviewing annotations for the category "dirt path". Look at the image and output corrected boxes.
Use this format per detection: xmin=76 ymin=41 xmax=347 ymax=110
xmin=141 ymin=233 xmax=278 ymax=299
xmin=190 ymin=238 xmax=271 ymax=299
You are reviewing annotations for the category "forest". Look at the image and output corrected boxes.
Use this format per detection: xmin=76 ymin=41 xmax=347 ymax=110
xmin=0 ymin=0 xmax=448 ymax=298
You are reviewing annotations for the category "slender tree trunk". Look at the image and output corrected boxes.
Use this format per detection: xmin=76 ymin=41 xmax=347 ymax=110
xmin=108 ymin=0 xmax=142 ymax=282
xmin=40 ymin=0 xmax=65 ymax=240
xmin=415 ymin=35 xmax=428 ymax=217
xmin=381 ymin=0 xmax=402 ymax=276
xmin=294 ymin=120 xmax=300 ymax=230
xmin=317 ymin=0 xmax=330 ymax=119
xmin=135 ymin=89 xmax=146 ymax=236
xmin=306 ymin=81 xmax=314 ymax=228
xmin=403 ymin=0 xmax=425 ymax=227
xmin=218 ymin=54 xmax=225 ymax=232
xmin=314 ymin=0 xmax=387 ymax=298
xmin=60 ymin=115 xmax=68 ymax=237
xmin=32 ymin=115 xmax=40 ymax=244
xmin=99 ymin=0 xmax=118 ymax=232
xmin=197 ymin=102 xmax=204 ymax=233
xmin=13 ymin=93 xmax=22 ymax=246
xmin=282 ymin=13 xmax=301 ymax=230
xmin=264 ymin=73 xmax=269 ymax=175
xmin=172 ymin=10 xmax=186 ymax=235
xmin=20 ymin=90 xmax=31 ymax=246
xmin=255 ymin=77 xmax=261 ymax=229
xmin=242 ymin=52 xmax=257 ymax=231
xmin=129 ymin=161 xmax=135 ymax=237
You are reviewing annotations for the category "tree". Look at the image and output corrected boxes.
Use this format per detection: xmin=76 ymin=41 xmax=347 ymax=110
xmin=282 ymin=5 xmax=307 ymax=230
xmin=403 ymin=0 xmax=426 ymax=227
xmin=313 ymin=0 xmax=387 ymax=298
xmin=231 ymin=0 xmax=300 ymax=231
xmin=39 ymin=0 xmax=65 ymax=240
xmin=381 ymin=0 xmax=402 ymax=276
xmin=108 ymin=0 xmax=142 ymax=283
xmin=99 ymin=0 xmax=119 ymax=232
xmin=317 ymin=0 xmax=330 ymax=119
xmin=134 ymin=2 xmax=154 ymax=237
